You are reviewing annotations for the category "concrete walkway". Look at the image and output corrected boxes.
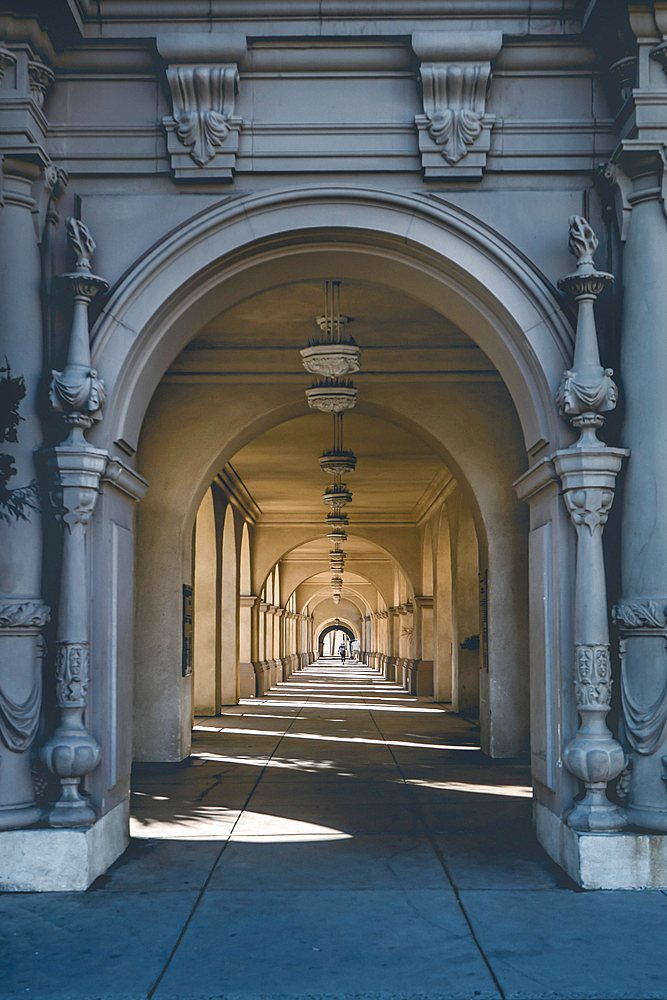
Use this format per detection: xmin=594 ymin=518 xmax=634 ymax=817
xmin=2 ymin=660 xmax=667 ymax=1000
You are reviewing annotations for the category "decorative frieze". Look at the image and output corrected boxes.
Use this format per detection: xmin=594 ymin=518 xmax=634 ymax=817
xmin=157 ymin=35 xmax=246 ymax=183
xmin=412 ymin=31 xmax=502 ymax=181
xmin=554 ymin=215 xmax=628 ymax=833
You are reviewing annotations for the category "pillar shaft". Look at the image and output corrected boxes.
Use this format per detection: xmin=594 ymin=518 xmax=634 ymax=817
xmin=0 ymin=159 xmax=48 ymax=830
xmin=617 ymin=151 xmax=667 ymax=830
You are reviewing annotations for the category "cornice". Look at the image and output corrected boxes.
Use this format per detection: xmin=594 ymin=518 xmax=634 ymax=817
xmin=216 ymin=463 xmax=262 ymax=523
xmin=68 ymin=0 xmax=583 ymax=28
xmin=412 ymin=466 xmax=455 ymax=525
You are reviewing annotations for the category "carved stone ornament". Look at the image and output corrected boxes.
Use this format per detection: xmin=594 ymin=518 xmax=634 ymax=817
xmin=554 ymin=213 xmax=628 ymax=832
xmin=167 ymin=64 xmax=240 ymax=166
xmin=556 ymin=217 xmax=617 ymax=442
xmin=0 ymin=600 xmax=50 ymax=629
xmin=157 ymin=35 xmax=246 ymax=183
xmin=0 ymin=44 xmax=16 ymax=80
xmin=50 ymin=219 xmax=109 ymax=434
xmin=300 ymin=343 xmax=362 ymax=378
xmin=613 ymin=600 xmax=667 ymax=758
xmin=27 ymin=59 xmax=54 ymax=108
xmin=0 ymin=602 xmax=47 ymax=756
xmin=412 ymin=31 xmax=501 ymax=181
xmin=0 ymin=670 xmax=41 ymax=755
xmin=306 ymin=383 xmax=358 ymax=414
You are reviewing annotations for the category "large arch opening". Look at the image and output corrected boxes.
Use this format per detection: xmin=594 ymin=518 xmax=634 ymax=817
xmin=86 ymin=191 xmax=577 ymax=883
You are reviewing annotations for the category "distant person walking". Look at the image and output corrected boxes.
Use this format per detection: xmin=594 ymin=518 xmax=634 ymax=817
xmin=350 ymin=638 xmax=361 ymax=662
xmin=338 ymin=642 xmax=347 ymax=664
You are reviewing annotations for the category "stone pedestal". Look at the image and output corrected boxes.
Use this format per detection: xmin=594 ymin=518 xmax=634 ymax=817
xmin=536 ymin=801 xmax=667 ymax=890
xmin=0 ymin=799 xmax=129 ymax=892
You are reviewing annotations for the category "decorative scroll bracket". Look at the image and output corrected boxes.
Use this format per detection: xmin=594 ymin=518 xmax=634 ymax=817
xmin=412 ymin=31 xmax=502 ymax=181
xmin=157 ymin=35 xmax=246 ymax=183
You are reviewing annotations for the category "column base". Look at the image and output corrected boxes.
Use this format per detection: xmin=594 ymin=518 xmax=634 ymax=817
xmin=239 ymin=661 xmax=256 ymax=699
xmin=0 ymin=800 xmax=43 ymax=832
xmin=536 ymin=800 xmax=667 ymax=889
xmin=624 ymin=804 xmax=667 ymax=833
xmin=0 ymin=799 xmax=129 ymax=891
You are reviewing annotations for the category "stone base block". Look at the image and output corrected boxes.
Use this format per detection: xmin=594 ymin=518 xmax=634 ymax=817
xmin=536 ymin=800 xmax=667 ymax=889
xmin=0 ymin=799 xmax=129 ymax=892
xmin=239 ymin=661 xmax=256 ymax=698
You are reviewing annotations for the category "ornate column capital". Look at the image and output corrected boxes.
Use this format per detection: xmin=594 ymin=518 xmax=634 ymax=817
xmin=412 ymin=30 xmax=502 ymax=181
xmin=239 ymin=594 xmax=258 ymax=609
xmin=157 ymin=34 xmax=246 ymax=183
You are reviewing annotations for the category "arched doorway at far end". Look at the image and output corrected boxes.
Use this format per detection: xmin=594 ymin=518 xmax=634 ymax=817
xmin=318 ymin=622 xmax=356 ymax=658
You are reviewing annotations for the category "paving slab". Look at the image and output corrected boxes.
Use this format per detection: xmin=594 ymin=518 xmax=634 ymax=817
xmin=0 ymin=890 xmax=198 ymax=999
xmin=433 ymin=833 xmax=569 ymax=890
xmin=461 ymin=887 xmax=667 ymax=999
xmin=153 ymin=888 xmax=500 ymax=1000
xmin=93 ymin=836 xmax=224 ymax=892
xmin=210 ymin=832 xmax=448 ymax=890
xmin=130 ymin=803 xmax=241 ymax=839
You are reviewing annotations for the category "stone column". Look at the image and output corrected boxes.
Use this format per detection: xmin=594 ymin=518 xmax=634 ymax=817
xmin=239 ymin=595 xmax=257 ymax=698
xmin=40 ymin=219 xmax=109 ymax=827
xmin=554 ymin=216 xmax=627 ymax=832
xmin=0 ymin=157 xmax=50 ymax=830
xmin=411 ymin=596 xmax=434 ymax=696
xmin=615 ymin=150 xmax=667 ymax=830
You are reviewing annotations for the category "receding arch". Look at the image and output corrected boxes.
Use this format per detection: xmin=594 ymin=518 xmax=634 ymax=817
xmin=220 ymin=504 xmax=238 ymax=706
xmin=122 ymin=189 xmax=560 ymax=761
xmin=240 ymin=521 xmax=251 ymax=595
xmin=193 ymin=487 xmax=218 ymax=715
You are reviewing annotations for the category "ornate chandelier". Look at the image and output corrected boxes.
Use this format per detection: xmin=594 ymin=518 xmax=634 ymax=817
xmin=300 ymin=281 xmax=362 ymax=605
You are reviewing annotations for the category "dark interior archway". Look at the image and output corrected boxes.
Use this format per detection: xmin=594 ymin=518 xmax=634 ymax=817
xmin=318 ymin=623 xmax=355 ymax=657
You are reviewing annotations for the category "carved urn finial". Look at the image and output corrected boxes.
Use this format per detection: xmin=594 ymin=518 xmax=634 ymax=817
xmin=50 ymin=220 xmax=109 ymax=440
xmin=556 ymin=216 xmax=616 ymax=445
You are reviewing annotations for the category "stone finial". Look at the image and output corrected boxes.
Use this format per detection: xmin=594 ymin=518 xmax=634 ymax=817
xmin=67 ymin=218 xmax=97 ymax=274
xmin=50 ymin=221 xmax=109 ymax=438
xmin=567 ymin=215 xmax=599 ymax=270
xmin=557 ymin=216 xmax=616 ymax=441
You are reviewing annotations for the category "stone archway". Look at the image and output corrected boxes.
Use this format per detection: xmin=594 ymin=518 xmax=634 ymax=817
xmin=318 ymin=623 xmax=356 ymax=658
xmin=82 ymin=187 xmax=578 ymax=871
